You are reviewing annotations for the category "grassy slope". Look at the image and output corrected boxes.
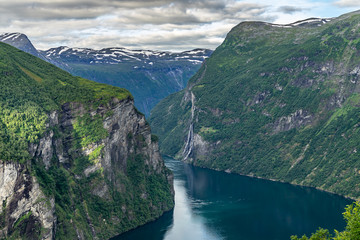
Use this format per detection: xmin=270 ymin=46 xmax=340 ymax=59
xmin=0 ymin=42 xmax=132 ymax=162
xmin=0 ymin=42 xmax=173 ymax=239
xmin=150 ymin=12 xmax=360 ymax=198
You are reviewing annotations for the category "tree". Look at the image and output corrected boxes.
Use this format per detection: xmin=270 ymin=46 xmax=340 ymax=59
xmin=291 ymin=228 xmax=330 ymax=240
xmin=334 ymin=201 xmax=360 ymax=240
xmin=291 ymin=202 xmax=360 ymax=240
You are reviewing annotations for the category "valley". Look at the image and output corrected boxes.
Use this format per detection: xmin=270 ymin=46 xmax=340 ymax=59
xmin=0 ymin=4 xmax=360 ymax=240
xmin=0 ymin=33 xmax=212 ymax=116
xmin=114 ymin=157 xmax=352 ymax=240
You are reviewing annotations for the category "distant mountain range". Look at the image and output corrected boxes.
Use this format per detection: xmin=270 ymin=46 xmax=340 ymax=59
xmin=0 ymin=33 xmax=212 ymax=116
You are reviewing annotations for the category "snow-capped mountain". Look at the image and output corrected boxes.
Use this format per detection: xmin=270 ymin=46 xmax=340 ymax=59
xmin=40 ymin=46 xmax=212 ymax=116
xmin=0 ymin=33 xmax=45 ymax=60
xmin=41 ymin=46 xmax=210 ymax=66
xmin=0 ymin=33 xmax=212 ymax=116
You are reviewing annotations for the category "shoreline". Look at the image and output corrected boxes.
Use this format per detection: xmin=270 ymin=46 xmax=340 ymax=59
xmin=163 ymin=155 xmax=357 ymax=202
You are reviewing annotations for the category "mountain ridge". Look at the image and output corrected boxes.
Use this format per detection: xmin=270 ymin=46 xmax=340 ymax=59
xmin=0 ymin=33 xmax=46 ymax=61
xmin=0 ymin=33 xmax=212 ymax=116
xmin=150 ymin=10 xmax=360 ymax=199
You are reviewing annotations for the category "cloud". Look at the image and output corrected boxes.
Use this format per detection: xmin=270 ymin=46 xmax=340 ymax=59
xmin=334 ymin=0 xmax=360 ymax=7
xmin=0 ymin=0 xmax=356 ymax=51
xmin=277 ymin=6 xmax=306 ymax=14
xmin=0 ymin=0 xmax=273 ymax=51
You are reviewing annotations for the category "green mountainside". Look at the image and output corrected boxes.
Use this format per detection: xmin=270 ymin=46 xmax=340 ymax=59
xmin=0 ymin=43 xmax=131 ymax=162
xmin=0 ymin=42 xmax=173 ymax=239
xmin=150 ymin=11 xmax=360 ymax=199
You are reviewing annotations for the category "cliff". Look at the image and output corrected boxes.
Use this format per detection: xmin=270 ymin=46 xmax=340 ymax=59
xmin=150 ymin=11 xmax=360 ymax=199
xmin=0 ymin=42 xmax=174 ymax=239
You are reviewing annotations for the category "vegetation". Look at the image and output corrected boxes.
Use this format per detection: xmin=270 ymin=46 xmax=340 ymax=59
xmin=291 ymin=202 xmax=360 ymax=240
xmin=0 ymin=42 xmax=173 ymax=239
xmin=150 ymin=11 xmax=360 ymax=198
xmin=34 ymin=156 xmax=173 ymax=240
xmin=73 ymin=113 xmax=109 ymax=148
xmin=0 ymin=42 xmax=131 ymax=162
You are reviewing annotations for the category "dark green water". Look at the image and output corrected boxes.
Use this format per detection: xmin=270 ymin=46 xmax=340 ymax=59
xmin=113 ymin=157 xmax=353 ymax=240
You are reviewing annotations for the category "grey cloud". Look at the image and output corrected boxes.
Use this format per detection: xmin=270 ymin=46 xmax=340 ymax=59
xmin=277 ymin=6 xmax=306 ymax=14
xmin=0 ymin=0 xmax=272 ymax=51
xmin=334 ymin=0 xmax=360 ymax=7
xmin=0 ymin=2 xmax=111 ymax=21
xmin=28 ymin=18 xmax=234 ymax=51
xmin=110 ymin=2 xmax=269 ymax=25
xmin=0 ymin=0 xmax=267 ymax=22
xmin=74 ymin=30 xmax=225 ymax=52
xmin=114 ymin=8 xmax=202 ymax=25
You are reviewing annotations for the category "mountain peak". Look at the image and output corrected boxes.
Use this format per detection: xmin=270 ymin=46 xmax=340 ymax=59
xmin=0 ymin=32 xmax=48 ymax=61
xmin=0 ymin=32 xmax=26 ymax=41
xmin=0 ymin=32 xmax=31 ymax=45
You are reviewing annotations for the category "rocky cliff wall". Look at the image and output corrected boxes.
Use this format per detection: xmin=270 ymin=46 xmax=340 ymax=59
xmin=0 ymin=97 xmax=174 ymax=239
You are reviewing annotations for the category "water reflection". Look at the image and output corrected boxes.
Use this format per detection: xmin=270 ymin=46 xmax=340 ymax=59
xmin=114 ymin=157 xmax=353 ymax=240
xmin=163 ymin=179 xmax=221 ymax=240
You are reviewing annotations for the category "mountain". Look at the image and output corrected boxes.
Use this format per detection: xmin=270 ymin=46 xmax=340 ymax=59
xmin=0 ymin=42 xmax=173 ymax=239
xmin=40 ymin=47 xmax=212 ymax=116
xmin=0 ymin=33 xmax=212 ymax=116
xmin=0 ymin=33 xmax=40 ymax=58
xmin=150 ymin=11 xmax=360 ymax=199
xmin=0 ymin=33 xmax=47 ymax=61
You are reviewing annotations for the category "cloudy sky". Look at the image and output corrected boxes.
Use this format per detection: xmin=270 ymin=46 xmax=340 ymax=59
xmin=0 ymin=0 xmax=359 ymax=51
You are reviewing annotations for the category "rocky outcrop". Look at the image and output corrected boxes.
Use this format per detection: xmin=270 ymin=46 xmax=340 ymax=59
xmin=272 ymin=109 xmax=314 ymax=133
xmin=1 ymin=97 xmax=173 ymax=239
xmin=0 ymin=161 xmax=55 ymax=240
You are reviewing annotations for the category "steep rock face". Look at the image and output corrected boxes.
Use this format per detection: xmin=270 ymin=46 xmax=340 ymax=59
xmin=102 ymin=99 xmax=163 ymax=179
xmin=150 ymin=11 xmax=360 ymax=199
xmin=1 ymin=98 xmax=174 ymax=240
xmin=272 ymin=109 xmax=314 ymax=133
xmin=0 ymin=161 xmax=55 ymax=239
xmin=0 ymin=42 xmax=174 ymax=239
xmin=44 ymin=99 xmax=173 ymax=239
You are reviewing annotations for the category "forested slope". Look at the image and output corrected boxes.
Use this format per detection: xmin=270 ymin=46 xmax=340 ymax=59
xmin=150 ymin=11 xmax=360 ymax=199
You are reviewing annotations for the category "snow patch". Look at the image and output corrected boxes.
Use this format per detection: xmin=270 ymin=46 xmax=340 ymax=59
xmin=58 ymin=47 xmax=70 ymax=55
xmin=0 ymin=33 xmax=23 ymax=41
